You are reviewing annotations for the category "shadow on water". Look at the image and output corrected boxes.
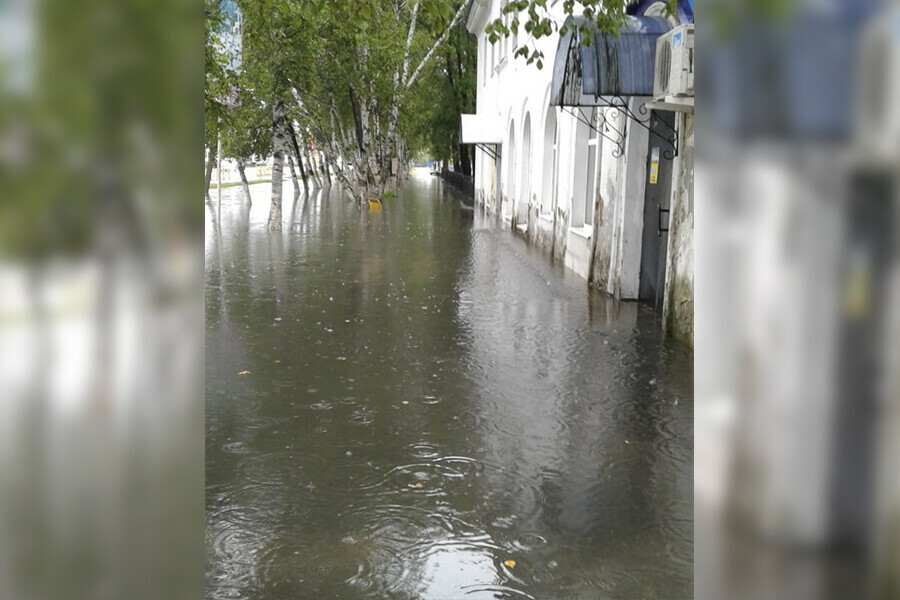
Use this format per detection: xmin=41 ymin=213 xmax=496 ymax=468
xmin=206 ymin=171 xmax=693 ymax=599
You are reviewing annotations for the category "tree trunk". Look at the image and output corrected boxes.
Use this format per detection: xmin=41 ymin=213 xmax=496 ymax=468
xmin=287 ymin=155 xmax=300 ymax=196
xmin=305 ymin=147 xmax=322 ymax=188
xmin=237 ymin=157 xmax=252 ymax=204
xmin=205 ymin=153 xmax=215 ymax=201
xmin=349 ymin=72 xmax=379 ymax=203
xmin=458 ymin=143 xmax=471 ymax=176
xmin=320 ymin=150 xmax=331 ymax=186
xmin=287 ymin=123 xmax=309 ymax=195
xmin=268 ymin=99 xmax=286 ymax=231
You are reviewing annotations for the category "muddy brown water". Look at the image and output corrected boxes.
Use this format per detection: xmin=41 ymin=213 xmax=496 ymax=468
xmin=206 ymin=171 xmax=693 ymax=599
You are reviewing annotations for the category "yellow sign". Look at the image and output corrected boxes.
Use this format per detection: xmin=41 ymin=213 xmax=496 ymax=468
xmin=649 ymin=147 xmax=660 ymax=184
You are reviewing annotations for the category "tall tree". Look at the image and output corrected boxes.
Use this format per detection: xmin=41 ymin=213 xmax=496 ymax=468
xmin=231 ymin=0 xmax=475 ymax=205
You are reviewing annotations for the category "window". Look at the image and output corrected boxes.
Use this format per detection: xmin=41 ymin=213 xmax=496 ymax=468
xmin=584 ymin=108 xmax=600 ymax=226
xmin=570 ymin=107 xmax=599 ymax=230
xmin=491 ymin=40 xmax=496 ymax=75
xmin=550 ymin=120 xmax=560 ymax=213
xmin=482 ymin=37 xmax=488 ymax=83
xmin=511 ymin=10 xmax=518 ymax=57
xmin=541 ymin=107 xmax=558 ymax=216
xmin=500 ymin=2 xmax=510 ymax=63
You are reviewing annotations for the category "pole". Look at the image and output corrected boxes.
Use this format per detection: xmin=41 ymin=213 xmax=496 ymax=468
xmin=217 ymin=130 xmax=223 ymax=218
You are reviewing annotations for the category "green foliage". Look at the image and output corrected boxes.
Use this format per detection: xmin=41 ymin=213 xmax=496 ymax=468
xmin=403 ymin=11 xmax=475 ymax=165
xmin=381 ymin=189 xmax=397 ymax=200
xmin=205 ymin=0 xmax=481 ymax=201
xmin=205 ymin=0 xmax=232 ymax=146
xmin=485 ymin=0 xmax=677 ymax=68
xmin=2 ymin=0 xmax=203 ymax=262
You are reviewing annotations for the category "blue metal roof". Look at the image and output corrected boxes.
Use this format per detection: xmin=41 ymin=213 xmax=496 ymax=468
xmin=627 ymin=0 xmax=694 ymax=23
xmin=550 ymin=16 xmax=673 ymax=106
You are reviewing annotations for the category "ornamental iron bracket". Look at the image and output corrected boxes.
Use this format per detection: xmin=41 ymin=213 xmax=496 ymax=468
xmin=475 ymin=143 xmax=499 ymax=162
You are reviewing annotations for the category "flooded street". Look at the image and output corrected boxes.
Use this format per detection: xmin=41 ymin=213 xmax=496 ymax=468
xmin=205 ymin=171 xmax=693 ymax=599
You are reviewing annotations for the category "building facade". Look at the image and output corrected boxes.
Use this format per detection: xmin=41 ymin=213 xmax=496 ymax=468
xmin=464 ymin=0 xmax=694 ymax=344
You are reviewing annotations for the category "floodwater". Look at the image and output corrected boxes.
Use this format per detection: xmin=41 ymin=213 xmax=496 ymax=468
xmin=205 ymin=171 xmax=693 ymax=599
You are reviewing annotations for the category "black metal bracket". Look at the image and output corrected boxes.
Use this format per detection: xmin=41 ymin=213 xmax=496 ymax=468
xmin=608 ymin=95 xmax=679 ymax=159
xmin=561 ymin=106 xmax=627 ymax=158
xmin=658 ymin=207 xmax=670 ymax=236
xmin=475 ymin=143 xmax=499 ymax=161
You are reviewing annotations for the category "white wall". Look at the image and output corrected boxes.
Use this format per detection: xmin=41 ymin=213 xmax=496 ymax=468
xmin=468 ymin=1 xmax=654 ymax=298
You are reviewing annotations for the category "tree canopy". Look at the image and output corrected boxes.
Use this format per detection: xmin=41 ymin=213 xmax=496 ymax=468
xmin=205 ymin=0 xmax=678 ymax=211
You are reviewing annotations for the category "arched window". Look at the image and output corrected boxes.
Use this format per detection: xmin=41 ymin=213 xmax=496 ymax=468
xmin=584 ymin=108 xmax=600 ymax=226
xmin=519 ymin=112 xmax=532 ymax=225
xmin=482 ymin=37 xmax=488 ymax=83
xmin=541 ymin=107 xmax=558 ymax=215
xmin=571 ymin=107 xmax=599 ymax=229
xmin=500 ymin=1 xmax=510 ymax=63
xmin=505 ymin=120 xmax=516 ymax=218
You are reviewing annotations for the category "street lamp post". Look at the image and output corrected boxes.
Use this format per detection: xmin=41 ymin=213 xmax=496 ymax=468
xmin=217 ymin=122 xmax=222 ymax=219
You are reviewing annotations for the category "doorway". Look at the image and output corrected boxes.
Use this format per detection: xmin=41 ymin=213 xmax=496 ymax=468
xmin=638 ymin=110 xmax=676 ymax=310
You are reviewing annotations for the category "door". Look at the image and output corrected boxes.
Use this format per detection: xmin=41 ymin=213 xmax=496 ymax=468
xmin=638 ymin=110 xmax=676 ymax=310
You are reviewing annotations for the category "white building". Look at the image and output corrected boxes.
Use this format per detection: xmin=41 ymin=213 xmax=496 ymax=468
xmin=463 ymin=0 xmax=694 ymax=344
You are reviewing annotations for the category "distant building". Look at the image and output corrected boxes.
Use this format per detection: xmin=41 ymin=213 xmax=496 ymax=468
xmin=462 ymin=0 xmax=694 ymax=343
xmin=217 ymin=0 xmax=242 ymax=74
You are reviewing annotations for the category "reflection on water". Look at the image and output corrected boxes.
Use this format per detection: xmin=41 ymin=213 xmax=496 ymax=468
xmin=206 ymin=172 xmax=693 ymax=599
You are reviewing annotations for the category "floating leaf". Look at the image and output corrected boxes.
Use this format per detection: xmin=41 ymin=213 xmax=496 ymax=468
xmin=274 ymin=359 xmax=281 ymax=363
xmin=503 ymin=559 xmax=516 ymax=568
xmin=408 ymin=482 xmax=423 ymax=489
xmin=238 ymin=370 xmax=250 ymax=376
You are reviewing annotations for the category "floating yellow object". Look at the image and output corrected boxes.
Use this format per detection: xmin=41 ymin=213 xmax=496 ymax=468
xmin=409 ymin=482 xmax=423 ymax=489
xmin=273 ymin=359 xmax=281 ymax=363
xmin=503 ymin=559 xmax=516 ymax=569
xmin=238 ymin=370 xmax=250 ymax=376
xmin=367 ymin=197 xmax=382 ymax=211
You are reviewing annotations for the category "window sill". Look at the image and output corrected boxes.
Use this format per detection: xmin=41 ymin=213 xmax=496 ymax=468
xmin=569 ymin=224 xmax=593 ymax=239
xmin=538 ymin=212 xmax=553 ymax=223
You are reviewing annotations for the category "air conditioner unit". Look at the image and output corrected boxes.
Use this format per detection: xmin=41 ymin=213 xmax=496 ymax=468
xmin=654 ymin=23 xmax=694 ymax=101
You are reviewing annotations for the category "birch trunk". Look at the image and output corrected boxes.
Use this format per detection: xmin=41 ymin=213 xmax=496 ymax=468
xmin=268 ymin=98 xmax=286 ymax=231
xmin=287 ymin=123 xmax=309 ymax=195
xmin=405 ymin=0 xmax=473 ymax=90
xmin=287 ymin=155 xmax=300 ymax=196
xmin=237 ymin=157 xmax=252 ymax=204
xmin=295 ymin=150 xmax=309 ymax=193
xmin=320 ymin=151 xmax=331 ymax=186
xmin=383 ymin=1 xmax=419 ymax=174
xmin=305 ymin=147 xmax=322 ymax=188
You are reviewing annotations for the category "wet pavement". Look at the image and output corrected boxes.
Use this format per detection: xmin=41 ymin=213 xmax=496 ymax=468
xmin=205 ymin=171 xmax=693 ymax=599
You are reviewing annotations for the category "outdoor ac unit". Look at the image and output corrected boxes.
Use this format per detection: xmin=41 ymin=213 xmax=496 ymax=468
xmin=654 ymin=23 xmax=694 ymax=100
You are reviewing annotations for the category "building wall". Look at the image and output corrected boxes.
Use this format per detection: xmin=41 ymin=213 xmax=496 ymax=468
xmin=662 ymin=113 xmax=694 ymax=345
xmin=468 ymin=0 xmax=694 ymax=339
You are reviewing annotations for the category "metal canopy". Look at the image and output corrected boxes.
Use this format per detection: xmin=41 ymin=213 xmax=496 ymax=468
xmin=460 ymin=114 xmax=502 ymax=144
xmin=550 ymin=15 xmax=673 ymax=107
xmin=460 ymin=113 xmax=501 ymax=160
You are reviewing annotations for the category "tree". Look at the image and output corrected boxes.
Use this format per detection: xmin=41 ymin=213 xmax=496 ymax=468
xmin=229 ymin=0 xmax=475 ymax=208
xmin=205 ymin=0 xmax=231 ymax=201
xmin=221 ymin=84 xmax=271 ymax=204
xmin=408 ymin=16 xmax=476 ymax=176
